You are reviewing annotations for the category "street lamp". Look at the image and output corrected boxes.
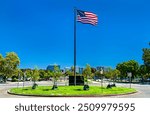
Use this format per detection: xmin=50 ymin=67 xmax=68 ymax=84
xmin=23 ymin=72 xmax=26 ymax=88
xmin=17 ymin=72 xmax=20 ymax=88
xmin=100 ymin=68 xmax=104 ymax=88
xmin=100 ymin=67 xmax=104 ymax=94
xmin=127 ymin=72 xmax=132 ymax=88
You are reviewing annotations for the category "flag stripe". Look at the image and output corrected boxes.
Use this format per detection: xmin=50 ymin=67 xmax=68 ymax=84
xmin=78 ymin=16 xmax=98 ymax=19
xmin=77 ymin=10 xmax=98 ymax=25
xmin=77 ymin=17 xmax=98 ymax=21
xmin=77 ymin=19 xmax=98 ymax=25
xmin=77 ymin=16 xmax=98 ymax=21
xmin=77 ymin=18 xmax=98 ymax=23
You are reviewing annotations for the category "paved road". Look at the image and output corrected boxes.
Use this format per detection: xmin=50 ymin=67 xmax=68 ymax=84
xmin=115 ymin=83 xmax=150 ymax=98
xmin=0 ymin=81 xmax=150 ymax=98
xmin=0 ymin=81 xmax=51 ymax=98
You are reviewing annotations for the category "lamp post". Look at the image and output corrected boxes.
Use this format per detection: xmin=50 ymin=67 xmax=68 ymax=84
xmin=100 ymin=68 xmax=104 ymax=88
xmin=100 ymin=67 xmax=104 ymax=94
xmin=23 ymin=72 xmax=26 ymax=88
xmin=127 ymin=72 xmax=132 ymax=88
xmin=17 ymin=72 xmax=20 ymax=88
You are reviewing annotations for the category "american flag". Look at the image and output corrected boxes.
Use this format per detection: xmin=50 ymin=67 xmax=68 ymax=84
xmin=77 ymin=10 xmax=98 ymax=25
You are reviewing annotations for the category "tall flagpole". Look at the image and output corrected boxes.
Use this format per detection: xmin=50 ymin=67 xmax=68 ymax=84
xmin=74 ymin=8 xmax=77 ymax=86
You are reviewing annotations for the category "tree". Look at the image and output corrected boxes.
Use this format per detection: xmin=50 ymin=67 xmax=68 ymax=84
xmin=0 ymin=54 xmax=5 ymax=82
xmin=142 ymin=48 xmax=150 ymax=69
xmin=142 ymin=47 xmax=150 ymax=79
xmin=32 ymin=68 xmax=39 ymax=83
xmin=65 ymin=70 xmax=73 ymax=76
xmin=82 ymin=64 xmax=93 ymax=90
xmin=138 ymin=65 xmax=150 ymax=81
xmin=105 ymin=68 xmax=120 ymax=83
xmin=0 ymin=52 xmax=20 ymax=82
xmin=95 ymin=70 xmax=104 ymax=79
xmin=0 ymin=54 xmax=4 ymax=76
xmin=25 ymin=69 xmax=33 ymax=81
xmin=51 ymin=65 xmax=62 ymax=90
xmin=116 ymin=63 xmax=127 ymax=80
xmin=46 ymin=70 xmax=52 ymax=80
xmin=91 ymin=67 xmax=97 ymax=74
xmin=104 ymin=67 xmax=113 ymax=79
xmin=14 ymin=68 xmax=23 ymax=87
xmin=112 ymin=69 xmax=120 ymax=82
xmin=31 ymin=67 xmax=40 ymax=89
xmin=138 ymin=65 xmax=147 ymax=77
xmin=116 ymin=60 xmax=139 ymax=82
xmin=39 ymin=69 xmax=48 ymax=81
xmin=11 ymin=68 xmax=22 ymax=82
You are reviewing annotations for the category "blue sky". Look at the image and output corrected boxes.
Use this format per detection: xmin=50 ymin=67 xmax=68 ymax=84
xmin=0 ymin=0 xmax=150 ymax=69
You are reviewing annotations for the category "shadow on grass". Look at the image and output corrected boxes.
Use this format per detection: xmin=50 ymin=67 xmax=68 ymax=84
xmin=43 ymin=89 xmax=51 ymax=91
xmin=22 ymin=89 xmax=28 ymax=91
xmin=73 ymin=89 xmax=83 ymax=91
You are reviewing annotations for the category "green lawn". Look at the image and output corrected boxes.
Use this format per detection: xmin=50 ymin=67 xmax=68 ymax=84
xmin=9 ymin=86 xmax=137 ymax=96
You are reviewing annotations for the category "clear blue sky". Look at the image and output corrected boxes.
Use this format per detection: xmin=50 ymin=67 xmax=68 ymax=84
xmin=0 ymin=0 xmax=150 ymax=69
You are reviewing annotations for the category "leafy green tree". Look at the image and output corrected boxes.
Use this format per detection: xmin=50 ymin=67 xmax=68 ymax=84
xmin=82 ymin=64 xmax=93 ymax=90
xmin=141 ymin=43 xmax=150 ymax=81
xmin=65 ymin=69 xmax=74 ymax=76
xmin=138 ymin=65 xmax=150 ymax=81
xmin=116 ymin=63 xmax=127 ymax=80
xmin=0 ymin=52 xmax=20 ymax=81
xmin=142 ymin=48 xmax=150 ymax=69
xmin=46 ymin=70 xmax=53 ymax=80
xmin=39 ymin=70 xmax=53 ymax=81
xmin=104 ymin=67 xmax=113 ymax=79
xmin=31 ymin=67 xmax=40 ymax=89
xmin=105 ymin=68 xmax=120 ymax=83
xmin=39 ymin=69 xmax=47 ymax=81
xmin=91 ymin=67 xmax=97 ymax=74
xmin=0 ymin=54 xmax=4 ymax=76
xmin=138 ymin=65 xmax=147 ymax=77
xmin=143 ymin=73 xmax=150 ymax=81
xmin=12 ymin=68 xmax=23 ymax=82
xmin=112 ymin=69 xmax=120 ymax=82
xmin=32 ymin=67 xmax=39 ymax=83
xmin=25 ymin=69 xmax=33 ymax=81
xmin=116 ymin=60 xmax=139 ymax=82
xmin=51 ymin=65 xmax=62 ymax=90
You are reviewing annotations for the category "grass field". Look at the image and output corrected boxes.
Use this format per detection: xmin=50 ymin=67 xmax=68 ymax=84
xmin=9 ymin=86 xmax=137 ymax=97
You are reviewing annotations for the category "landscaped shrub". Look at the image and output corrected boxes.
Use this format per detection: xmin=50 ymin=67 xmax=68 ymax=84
xmin=12 ymin=78 xmax=18 ymax=82
xmin=51 ymin=85 xmax=58 ymax=90
xmin=83 ymin=85 xmax=89 ymax=90
xmin=107 ymin=84 xmax=116 ymax=89
xmin=32 ymin=83 xmax=38 ymax=89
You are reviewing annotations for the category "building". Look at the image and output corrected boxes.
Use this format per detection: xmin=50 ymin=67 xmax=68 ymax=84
xmin=64 ymin=66 xmax=83 ymax=74
xmin=96 ymin=66 xmax=104 ymax=71
xmin=79 ymin=67 xmax=83 ymax=74
xmin=74 ymin=66 xmax=84 ymax=74
xmin=64 ymin=67 xmax=71 ymax=72
xmin=46 ymin=65 xmax=60 ymax=71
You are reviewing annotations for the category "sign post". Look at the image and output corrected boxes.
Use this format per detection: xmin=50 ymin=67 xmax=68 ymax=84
xmin=127 ymin=72 xmax=132 ymax=88
xmin=100 ymin=67 xmax=104 ymax=93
